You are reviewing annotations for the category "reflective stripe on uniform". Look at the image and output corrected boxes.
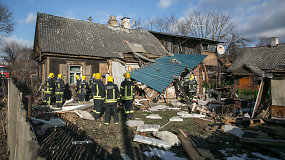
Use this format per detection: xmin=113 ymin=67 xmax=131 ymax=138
xmin=93 ymin=110 xmax=100 ymax=114
xmin=122 ymin=85 xmax=133 ymax=100
xmin=96 ymin=84 xmax=99 ymax=97
xmin=55 ymin=92 xmax=64 ymax=95
xmin=44 ymin=91 xmax=52 ymax=94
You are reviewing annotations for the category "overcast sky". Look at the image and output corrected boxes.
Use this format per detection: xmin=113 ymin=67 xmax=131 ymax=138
xmin=2 ymin=0 xmax=285 ymax=47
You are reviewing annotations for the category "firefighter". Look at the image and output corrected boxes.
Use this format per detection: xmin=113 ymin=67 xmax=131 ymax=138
xmin=186 ymin=74 xmax=195 ymax=100
xmin=92 ymin=73 xmax=105 ymax=120
xmin=193 ymin=76 xmax=198 ymax=100
xmin=54 ymin=74 xmax=65 ymax=108
xmin=43 ymin=73 xmax=54 ymax=105
xmin=104 ymin=76 xmax=120 ymax=125
xmin=89 ymin=73 xmax=96 ymax=99
xmin=78 ymin=76 xmax=89 ymax=102
xmin=120 ymin=72 xmax=136 ymax=120
xmin=75 ymin=75 xmax=81 ymax=102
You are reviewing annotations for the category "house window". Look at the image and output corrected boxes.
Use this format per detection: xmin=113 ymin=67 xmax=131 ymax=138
xmin=69 ymin=65 xmax=82 ymax=84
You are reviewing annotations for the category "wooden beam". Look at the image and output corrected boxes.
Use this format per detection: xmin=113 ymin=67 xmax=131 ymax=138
xmin=177 ymin=129 xmax=204 ymax=160
xmin=202 ymin=64 xmax=210 ymax=89
xmin=252 ymin=78 xmax=264 ymax=118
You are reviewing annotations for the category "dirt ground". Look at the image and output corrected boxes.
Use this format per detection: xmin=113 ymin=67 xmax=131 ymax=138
xmin=0 ymin=98 xmax=9 ymax=160
xmin=34 ymin=102 xmax=282 ymax=160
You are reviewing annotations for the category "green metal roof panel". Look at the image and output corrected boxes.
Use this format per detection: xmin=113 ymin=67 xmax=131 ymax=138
xmin=130 ymin=54 xmax=207 ymax=93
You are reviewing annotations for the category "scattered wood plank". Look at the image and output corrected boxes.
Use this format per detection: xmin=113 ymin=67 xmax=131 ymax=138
xmin=177 ymin=129 xmax=205 ymax=160
xmin=252 ymin=78 xmax=264 ymax=118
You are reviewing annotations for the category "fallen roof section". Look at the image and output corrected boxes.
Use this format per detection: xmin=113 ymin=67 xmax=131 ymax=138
xmin=130 ymin=54 xmax=207 ymax=93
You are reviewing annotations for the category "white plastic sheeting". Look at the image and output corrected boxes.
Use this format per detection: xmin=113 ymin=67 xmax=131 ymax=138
xmin=112 ymin=61 xmax=126 ymax=88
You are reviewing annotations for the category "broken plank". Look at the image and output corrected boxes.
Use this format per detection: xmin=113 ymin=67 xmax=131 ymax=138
xmin=177 ymin=129 xmax=205 ymax=160
xmin=252 ymin=78 xmax=264 ymax=118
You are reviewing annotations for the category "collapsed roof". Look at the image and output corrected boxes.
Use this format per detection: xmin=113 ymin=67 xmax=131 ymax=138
xmin=130 ymin=54 xmax=207 ymax=93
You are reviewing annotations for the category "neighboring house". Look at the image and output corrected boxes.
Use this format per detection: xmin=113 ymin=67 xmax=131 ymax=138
xmin=228 ymin=37 xmax=285 ymax=118
xmin=33 ymin=13 xmax=168 ymax=87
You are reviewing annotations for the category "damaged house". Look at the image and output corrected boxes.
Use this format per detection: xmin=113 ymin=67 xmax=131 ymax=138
xmin=228 ymin=37 xmax=285 ymax=119
xmin=150 ymin=31 xmax=222 ymax=92
xmin=33 ymin=13 xmax=169 ymax=88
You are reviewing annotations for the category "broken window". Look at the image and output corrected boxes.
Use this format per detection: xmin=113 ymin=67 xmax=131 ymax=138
xmin=69 ymin=65 xmax=82 ymax=84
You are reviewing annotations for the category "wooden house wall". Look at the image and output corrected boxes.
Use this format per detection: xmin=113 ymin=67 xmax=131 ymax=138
xmin=40 ymin=56 xmax=107 ymax=85
xmin=151 ymin=33 xmax=202 ymax=54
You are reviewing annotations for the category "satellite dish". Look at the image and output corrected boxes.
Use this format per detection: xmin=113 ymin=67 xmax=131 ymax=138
xmin=217 ymin=45 xmax=225 ymax=55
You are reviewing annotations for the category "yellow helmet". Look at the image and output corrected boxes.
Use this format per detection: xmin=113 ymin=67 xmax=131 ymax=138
xmin=107 ymin=76 xmax=113 ymax=82
xmin=76 ymin=75 xmax=80 ymax=80
xmin=124 ymin=72 xmax=130 ymax=78
xmin=189 ymin=74 xmax=194 ymax=81
xmin=49 ymin=73 xmax=54 ymax=78
xmin=92 ymin=73 xmax=96 ymax=77
xmin=58 ymin=74 xmax=62 ymax=79
xmin=95 ymin=73 xmax=101 ymax=79
xmin=82 ymin=76 xmax=86 ymax=80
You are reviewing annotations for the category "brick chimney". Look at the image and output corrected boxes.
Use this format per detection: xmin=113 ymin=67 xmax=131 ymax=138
xmin=120 ymin=17 xmax=130 ymax=30
xmin=270 ymin=37 xmax=279 ymax=46
xmin=108 ymin=15 xmax=118 ymax=28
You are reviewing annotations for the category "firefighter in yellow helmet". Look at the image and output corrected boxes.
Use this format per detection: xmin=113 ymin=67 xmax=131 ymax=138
xmin=43 ymin=73 xmax=54 ymax=105
xmin=185 ymin=72 xmax=197 ymax=100
xmin=120 ymin=72 xmax=136 ymax=120
xmin=104 ymin=76 xmax=119 ymax=125
xmin=54 ymin=74 xmax=65 ymax=107
xmin=78 ymin=76 xmax=89 ymax=102
xmin=91 ymin=73 xmax=105 ymax=120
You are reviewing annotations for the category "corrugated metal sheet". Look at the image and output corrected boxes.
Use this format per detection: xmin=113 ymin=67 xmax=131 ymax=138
xmin=130 ymin=54 xmax=207 ymax=93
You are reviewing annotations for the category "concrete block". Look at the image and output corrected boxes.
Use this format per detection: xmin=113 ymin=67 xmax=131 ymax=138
xmin=137 ymin=124 xmax=160 ymax=132
xmin=125 ymin=120 xmax=144 ymax=127
xmin=74 ymin=110 xmax=95 ymax=120
xmin=153 ymin=131 xmax=180 ymax=146
xmin=223 ymin=124 xmax=244 ymax=138
xmin=148 ymin=105 xmax=169 ymax=111
xmin=177 ymin=111 xmax=189 ymax=116
xmin=133 ymin=134 xmax=171 ymax=149
xmin=169 ymin=117 xmax=183 ymax=122
xmin=146 ymin=114 xmax=162 ymax=119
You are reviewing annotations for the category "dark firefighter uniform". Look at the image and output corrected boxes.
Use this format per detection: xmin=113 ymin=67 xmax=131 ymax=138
xmin=43 ymin=73 xmax=54 ymax=105
xmin=78 ymin=76 xmax=89 ymax=102
xmin=185 ymin=75 xmax=197 ymax=100
xmin=92 ymin=73 xmax=105 ymax=119
xmin=104 ymin=76 xmax=120 ymax=125
xmin=89 ymin=73 xmax=96 ymax=99
xmin=120 ymin=73 xmax=136 ymax=119
xmin=54 ymin=74 xmax=65 ymax=107
xmin=75 ymin=75 xmax=81 ymax=102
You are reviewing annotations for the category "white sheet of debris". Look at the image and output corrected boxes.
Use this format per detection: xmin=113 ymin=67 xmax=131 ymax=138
xmin=137 ymin=124 xmax=160 ymax=132
xmin=143 ymin=147 xmax=188 ymax=160
xmin=169 ymin=117 xmax=183 ymax=122
xmin=125 ymin=120 xmax=144 ymax=127
xmin=153 ymin=131 xmax=180 ymax=146
xmin=177 ymin=111 xmax=206 ymax=118
xmin=223 ymin=124 xmax=244 ymax=138
xmin=133 ymin=135 xmax=171 ymax=149
xmin=146 ymin=114 xmax=162 ymax=119
xmin=148 ymin=105 xmax=169 ymax=111
xmin=167 ymin=107 xmax=181 ymax=110
xmin=74 ymin=110 xmax=95 ymax=120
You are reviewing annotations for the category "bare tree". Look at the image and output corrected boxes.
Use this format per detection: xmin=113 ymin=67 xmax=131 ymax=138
xmin=256 ymin=36 xmax=271 ymax=47
xmin=0 ymin=2 xmax=14 ymax=36
xmin=132 ymin=18 xmax=144 ymax=30
xmin=146 ymin=14 xmax=178 ymax=33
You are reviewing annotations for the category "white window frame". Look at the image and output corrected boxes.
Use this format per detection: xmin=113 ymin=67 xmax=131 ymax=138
xmin=69 ymin=65 xmax=82 ymax=84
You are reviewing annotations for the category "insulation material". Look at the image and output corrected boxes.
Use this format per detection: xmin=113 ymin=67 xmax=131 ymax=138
xmin=112 ymin=61 xmax=126 ymax=88
xmin=271 ymin=78 xmax=285 ymax=106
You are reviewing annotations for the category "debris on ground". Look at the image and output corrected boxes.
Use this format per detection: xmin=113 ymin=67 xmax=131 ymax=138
xmin=146 ymin=114 xmax=162 ymax=119
xmin=136 ymin=124 xmax=160 ymax=132
xmin=133 ymin=134 xmax=171 ymax=149
xmin=169 ymin=116 xmax=184 ymax=122
xmin=143 ymin=147 xmax=188 ymax=160
xmin=74 ymin=110 xmax=95 ymax=120
xmin=125 ymin=120 xmax=144 ymax=127
xmin=153 ymin=131 xmax=180 ymax=146
xmin=148 ymin=104 xmax=169 ymax=112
